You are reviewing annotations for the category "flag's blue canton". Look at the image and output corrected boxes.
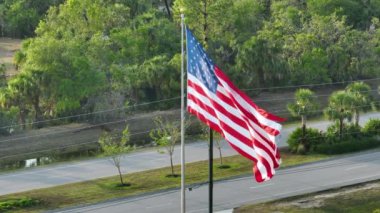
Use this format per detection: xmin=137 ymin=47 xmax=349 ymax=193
xmin=186 ymin=28 xmax=218 ymax=93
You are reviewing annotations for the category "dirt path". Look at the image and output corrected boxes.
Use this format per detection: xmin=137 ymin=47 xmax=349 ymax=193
xmin=0 ymin=110 xmax=181 ymax=163
xmin=0 ymin=37 xmax=21 ymax=76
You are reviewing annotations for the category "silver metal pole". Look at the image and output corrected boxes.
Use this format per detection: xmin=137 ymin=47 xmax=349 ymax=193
xmin=180 ymin=13 xmax=186 ymax=213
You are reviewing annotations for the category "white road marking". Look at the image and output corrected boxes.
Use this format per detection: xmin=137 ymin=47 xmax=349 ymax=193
xmin=188 ymin=208 xmax=209 ymax=213
xmin=250 ymin=183 xmax=274 ymax=189
xmin=275 ymin=187 xmax=315 ymax=197
xmin=345 ymin=165 xmax=368 ymax=171
xmin=145 ymin=202 xmax=172 ymax=209
xmin=321 ymin=173 xmax=380 ymax=187
xmin=215 ymin=209 xmax=233 ymax=213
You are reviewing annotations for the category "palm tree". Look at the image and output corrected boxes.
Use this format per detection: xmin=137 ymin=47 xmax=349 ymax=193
xmin=287 ymin=89 xmax=319 ymax=138
xmin=324 ymin=91 xmax=355 ymax=140
xmin=346 ymin=82 xmax=373 ymax=126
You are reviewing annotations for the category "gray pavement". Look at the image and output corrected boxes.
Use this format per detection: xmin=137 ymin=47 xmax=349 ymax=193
xmin=56 ymin=150 xmax=380 ymax=213
xmin=0 ymin=112 xmax=379 ymax=196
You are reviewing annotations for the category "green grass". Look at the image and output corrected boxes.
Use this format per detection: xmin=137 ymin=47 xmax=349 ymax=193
xmin=235 ymin=181 xmax=380 ymax=213
xmin=0 ymin=150 xmax=328 ymax=213
xmin=0 ymin=197 xmax=39 ymax=212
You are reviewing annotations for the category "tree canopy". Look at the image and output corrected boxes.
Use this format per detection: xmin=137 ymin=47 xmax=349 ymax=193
xmin=1 ymin=0 xmax=379 ymax=130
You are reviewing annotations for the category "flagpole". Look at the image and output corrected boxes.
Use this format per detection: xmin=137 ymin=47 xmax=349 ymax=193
xmin=180 ymin=13 xmax=186 ymax=213
xmin=209 ymin=127 xmax=213 ymax=213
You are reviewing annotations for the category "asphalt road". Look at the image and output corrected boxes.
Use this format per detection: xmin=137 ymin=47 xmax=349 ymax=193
xmin=0 ymin=112 xmax=379 ymax=196
xmin=56 ymin=150 xmax=380 ymax=213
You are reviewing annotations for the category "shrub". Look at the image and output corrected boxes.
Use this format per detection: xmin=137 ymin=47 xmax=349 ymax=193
xmin=0 ymin=107 xmax=19 ymax=136
xmin=362 ymin=119 xmax=380 ymax=136
xmin=185 ymin=118 xmax=203 ymax=136
xmin=0 ymin=198 xmax=39 ymax=211
xmin=314 ymin=137 xmax=380 ymax=155
xmin=325 ymin=122 xmax=362 ymax=143
xmin=287 ymin=127 xmax=324 ymax=154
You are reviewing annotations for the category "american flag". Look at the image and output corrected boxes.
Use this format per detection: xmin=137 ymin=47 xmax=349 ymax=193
xmin=186 ymin=28 xmax=285 ymax=182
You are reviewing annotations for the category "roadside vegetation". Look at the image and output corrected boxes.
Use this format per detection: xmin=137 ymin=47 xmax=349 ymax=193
xmin=98 ymin=124 xmax=133 ymax=186
xmin=0 ymin=0 xmax=379 ymax=137
xmin=287 ymin=82 xmax=380 ymax=155
xmin=235 ymin=180 xmax=380 ymax=213
xmin=0 ymin=0 xmax=379 ymax=169
xmin=0 ymin=150 xmax=328 ymax=213
xmin=0 ymin=197 xmax=39 ymax=212
xmin=150 ymin=116 xmax=181 ymax=177
xmin=0 ymin=0 xmax=379 ymax=211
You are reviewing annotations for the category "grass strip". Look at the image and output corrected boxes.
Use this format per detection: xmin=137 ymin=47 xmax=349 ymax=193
xmin=1 ymin=150 xmax=328 ymax=213
xmin=235 ymin=180 xmax=380 ymax=213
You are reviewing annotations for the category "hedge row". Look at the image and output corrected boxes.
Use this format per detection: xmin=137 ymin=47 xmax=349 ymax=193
xmin=313 ymin=137 xmax=380 ymax=155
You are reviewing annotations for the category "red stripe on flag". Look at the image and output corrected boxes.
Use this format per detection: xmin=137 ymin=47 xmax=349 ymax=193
xmin=216 ymin=85 xmax=281 ymax=136
xmin=189 ymin=78 xmax=276 ymax=181
xmin=214 ymin=66 xmax=285 ymax=123
xmin=227 ymin=142 xmax=265 ymax=182
xmin=187 ymin=106 xmax=222 ymax=134
xmin=186 ymin=28 xmax=283 ymax=182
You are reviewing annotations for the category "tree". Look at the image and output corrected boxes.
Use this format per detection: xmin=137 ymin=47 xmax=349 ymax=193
xmin=324 ymin=91 xmax=355 ymax=140
xmin=150 ymin=116 xmax=180 ymax=177
xmin=284 ymin=33 xmax=330 ymax=84
xmin=98 ymin=125 xmax=132 ymax=186
xmin=201 ymin=125 xmax=228 ymax=168
xmin=173 ymin=0 xmax=223 ymax=45
xmin=287 ymin=89 xmax=319 ymax=141
xmin=346 ymin=82 xmax=374 ymax=126
xmin=173 ymin=0 xmax=237 ymax=69
xmin=0 ymin=0 xmax=64 ymax=38
xmin=4 ymin=75 xmax=33 ymax=129
xmin=0 ymin=63 xmax=6 ymax=87
xmin=236 ymin=32 xmax=286 ymax=88
xmin=19 ymin=37 xmax=106 ymax=117
xmin=0 ymin=88 xmax=18 ymax=135
xmin=308 ymin=0 xmax=371 ymax=29
xmin=163 ymin=0 xmax=172 ymax=19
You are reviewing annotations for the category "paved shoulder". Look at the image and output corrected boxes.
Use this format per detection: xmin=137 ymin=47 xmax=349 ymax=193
xmin=55 ymin=151 xmax=380 ymax=213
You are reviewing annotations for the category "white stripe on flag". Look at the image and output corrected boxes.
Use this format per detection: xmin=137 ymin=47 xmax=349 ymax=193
xmin=217 ymin=77 xmax=282 ymax=132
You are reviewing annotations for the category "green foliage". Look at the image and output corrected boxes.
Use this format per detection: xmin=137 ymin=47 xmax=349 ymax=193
xmin=325 ymin=122 xmax=362 ymax=143
xmin=150 ymin=116 xmax=180 ymax=151
xmin=0 ymin=0 xmax=64 ymax=38
xmin=287 ymin=89 xmax=319 ymax=126
xmin=150 ymin=116 xmax=180 ymax=176
xmin=324 ymin=91 xmax=354 ymax=119
xmin=173 ymin=0 xmax=232 ymax=46
xmin=308 ymin=0 xmax=374 ymax=29
xmin=0 ymin=106 xmax=18 ymax=135
xmin=0 ymin=197 xmax=39 ymax=211
xmin=0 ymin=63 xmax=6 ymax=87
xmin=289 ymin=48 xmax=330 ymax=84
xmin=362 ymin=119 xmax=380 ymax=136
xmin=1 ymin=0 xmax=380 ymax=131
xmin=324 ymin=90 xmax=355 ymax=139
xmin=314 ymin=136 xmax=380 ymax=155
xmin=308 ymin=114 xmax=379 ymax=155
xmin=99 ymin=131 xmax=131 ymax=158
xmin=346 ymin=82 xmax=374 ymax=125
xmin=236 ymin=30 xmax=286 ymax=88
xmin=287 ymin=127 xmax=324 ymax=154
xmin=99 ymin=125 xmax=132 ymax=185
